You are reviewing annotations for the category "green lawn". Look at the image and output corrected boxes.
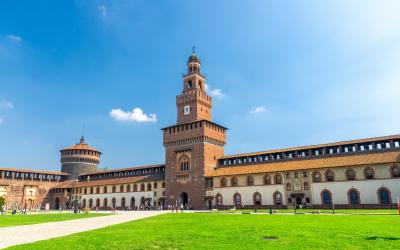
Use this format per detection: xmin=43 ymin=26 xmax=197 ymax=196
xmin=0 ymin=213 xmax=109 ymax=228
xmin=207 ymin=209 xmax=399 ymax=214
xmin=8 ymin=213 xmax=400 ymax=250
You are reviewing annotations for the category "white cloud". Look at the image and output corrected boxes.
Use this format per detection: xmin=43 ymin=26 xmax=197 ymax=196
xmin=205 ymin=84 xmax=225 ymax=98
xmin=110 ymin=108 xmax=157 ymax=123
xmin=250 ymin=106 xmax=266 ymax=114
xmin=98 ymin=4 xmax=107 ymax=18
xmin=0 ymin=100 xmax=13 ymax=109
xmin=6 ymin=34 xmax=22 ymax=43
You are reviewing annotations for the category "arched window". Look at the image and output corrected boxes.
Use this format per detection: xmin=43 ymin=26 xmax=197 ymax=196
xmin=348 ymin=189 xmax=360 ymax=205
xmin=103 ymin=198 xmax=108 ymax=208
xmin=220 ymin=178 xmax=227 ymax=187
xmin=112 ymin=198 xmax=116 ymax=208
xmin=96 ymin=187 xmax=100 ymax=194
xmin=120 ymin=185 xmax=124 ymax=193
xmin=391 ymin=166 xmax=400 ymax=178
xmin=312 ymin=171 xmax=321 ymax=182
xmin=286 ymin=183 xmax=292 ymax=191
xmin=346 ymin=169 xmax=356 ymax=180
xmin=321 ymin=190 xmax=332 ymax=205
xmin=121 ymin=197 xmax=126 ymax=208
xmin=264 ymin=175 xmax=271 ymax=185
xmin=275 ymin=173 xmax=282 ymax=184
xmin=233 ymin=193 xmax=241 ymax=207
xmin=254 ymin=192 xmax=262 ymax=206
xmin=365 ymin=167 xmax=375 ymax=179
xmin=231 ymin=177 xmax=238 ymax=187
xmin=179 ymin=155 xmax=190 ymax=172
xmin=90 ymin=187 xmax=93 ymax=194
xmin=103 ymin=186 xmax=107 ymax=193
xmin=247 ymin=176 xmax=254 ymax=186
xmin=82 ymin=199 xmax=86 ymax=208
xmin=133 ymin=184 xmax=138 ymax=192
xmin=147 ymin=183 xmax=152 ymax=191
xmin=304 ymin=182 xmax=309 ymax=190
xmin=112 ymin=185 xmax=116 ymax=193
xmin=215 ymin=194 xmax=223 ymax=206
xmin=188 ymin=80 xmax=193 ymax=88
xmin=198 ymin=80 xmax=203 ymax=90
xmin=89 ymin=198 xmax=93 ymax=208
xmin=96 ymin=198 xmax=100 ymax=207
xmin=378 ymin=188 xmax=391 ymax=205
xmin=273 ymin=191 xmax=282 ymax=205
xmin=140 ymin=184 xmax=145 ymax=191
xmin=126 ymin=185 xmax=131 ymax=192
xmin=325 ymin=170 xmax=334 ymax=182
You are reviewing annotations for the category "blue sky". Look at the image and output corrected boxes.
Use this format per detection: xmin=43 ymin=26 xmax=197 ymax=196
xmin=1 ymin=1 xmax=400 ymax=171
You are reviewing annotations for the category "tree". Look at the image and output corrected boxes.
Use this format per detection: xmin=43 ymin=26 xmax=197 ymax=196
xmin=0 ymin=196 xmax=5 ymax=208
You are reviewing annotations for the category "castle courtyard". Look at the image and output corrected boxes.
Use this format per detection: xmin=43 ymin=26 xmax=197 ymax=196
xmin=0 ymin=211 xmax=399 ymax=249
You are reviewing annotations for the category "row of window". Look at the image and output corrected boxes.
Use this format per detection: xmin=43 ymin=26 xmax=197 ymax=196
xmin=214 ymin=187 xmax=394 ymax=207
xmin=312 ymin=166 xmax=400 ymax=182
xmin=79 ymin=167 xmax=164 ymax=181
xmin=220 ymin=174 xmax=284 ymax=187
xmin=81 ymin=196 xmax=147 ymax=209
xmin=219 ymin=166 xmax=400 ymax=187
xmin=215 ymin=192 xmax=283 ymax=207
xmin=76 ymin=182 xmax=165 ymax=195
xmin=219 ymin=140 xmax=400 ymax=166
xmin=321 ymin=187 xmax=393 ymax=205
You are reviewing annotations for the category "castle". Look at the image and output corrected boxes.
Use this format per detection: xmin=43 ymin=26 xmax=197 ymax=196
xmin=1 ymin=51 xmax=399 ymax=210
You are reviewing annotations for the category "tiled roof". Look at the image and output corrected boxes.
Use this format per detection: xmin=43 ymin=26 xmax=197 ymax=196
xmin=0 ymin=167 xmax=69 ymax=175
xmin=220 ymin=134 xmax=400 ymax=159
xmin=63 ymin=174 xmax=165 ymax=188
xmin=60 ymin=137 xmax=100 ymax=152
xmin=61 ymin=143 xmax=100 ymax=152
xmin=207 ymin=151 xmax=400 ymax=177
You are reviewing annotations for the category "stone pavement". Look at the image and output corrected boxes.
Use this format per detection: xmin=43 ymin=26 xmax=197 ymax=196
xmin=0 ymin=211 xmax=167 ymax=249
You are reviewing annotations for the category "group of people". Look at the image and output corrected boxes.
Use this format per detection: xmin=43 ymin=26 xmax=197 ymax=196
xmin=169 ymin=204 xmax=185 ymax=213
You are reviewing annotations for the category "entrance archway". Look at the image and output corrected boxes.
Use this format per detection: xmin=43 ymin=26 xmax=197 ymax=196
xmin=296 ymin=197 xmax=302 ymax=206
xmin=180 ymin=192 xmax=189 ymax=207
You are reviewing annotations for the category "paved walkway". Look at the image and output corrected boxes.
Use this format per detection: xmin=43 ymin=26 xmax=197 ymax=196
xmin=0 ymin=211 xmax=166 ymax=249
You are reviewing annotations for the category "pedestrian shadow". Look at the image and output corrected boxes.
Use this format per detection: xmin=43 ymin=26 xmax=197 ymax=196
xmin=366 ymin=236 xmax=400 ymax=241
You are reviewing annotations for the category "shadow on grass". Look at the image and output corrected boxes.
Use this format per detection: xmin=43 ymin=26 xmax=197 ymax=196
xmin=366 ymin=236 xmax=400 ymax=241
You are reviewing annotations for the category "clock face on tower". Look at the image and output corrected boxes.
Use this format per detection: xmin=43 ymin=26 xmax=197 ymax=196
xmin=184 ymin=105 xmax=190 ymax=115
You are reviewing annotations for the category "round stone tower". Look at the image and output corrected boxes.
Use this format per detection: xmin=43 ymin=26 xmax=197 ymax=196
xmin=60 ymin=136 xmax=101 ymax=180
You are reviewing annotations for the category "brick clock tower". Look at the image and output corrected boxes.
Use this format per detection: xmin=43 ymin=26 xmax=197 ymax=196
xmin=162 ymin=49 xmax=227 ymax=209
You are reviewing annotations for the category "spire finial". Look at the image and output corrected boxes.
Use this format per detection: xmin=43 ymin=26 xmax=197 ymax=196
xmin=192 ymin=46 xmax=196 ymax=54
xmin=80 ymin=136 xmax=85 ymax=144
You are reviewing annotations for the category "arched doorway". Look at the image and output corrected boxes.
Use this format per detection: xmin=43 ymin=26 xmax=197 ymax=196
xmin=121 ymin=197 xmax=126 ymax=209
xmin=112 ymin=198 xmax=116 ymax=209
xmin=180 ymin=192 xmax=189 ymax=207
xmin=296 ymin=197 xmax=302 ymax=206
xmin=55 ymin=197 xmax=60 ymax=210
xmin=130 ymin=197 xmax=135 ymax=210
xmin=140 ymin=197 xmax=146 ymax=207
